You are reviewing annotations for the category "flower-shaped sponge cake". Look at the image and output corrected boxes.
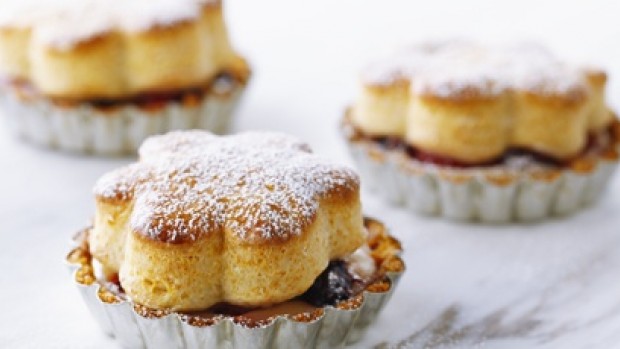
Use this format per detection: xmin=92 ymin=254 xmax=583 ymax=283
xmin=90 ymin=131 xmax=365 ymax=311
xmin=354 ymin=41 xmax=613 ymax=164
xmin=0 ymin=0 xmax=245 ymax=100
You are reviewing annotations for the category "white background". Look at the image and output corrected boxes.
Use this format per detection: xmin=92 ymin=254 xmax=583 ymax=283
xmin=1 ymin=0 xmax=620 ymax=348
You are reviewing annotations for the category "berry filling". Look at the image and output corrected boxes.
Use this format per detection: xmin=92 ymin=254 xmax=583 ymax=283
xmin=1 ymin=71 xmax=243 ymax=110
xmin=300 ymin=260 xmax=357 ymax=307
xmin=366 ymin=126 xmax=615 ymax=168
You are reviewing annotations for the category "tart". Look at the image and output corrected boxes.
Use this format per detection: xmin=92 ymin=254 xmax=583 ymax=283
xmin=66 ymin=131 xmax=404 ymax=348
xmin=343 ymin=41 xmax=619 ymax=222
xmin=0 ymin=0 xmax=250 ymax=155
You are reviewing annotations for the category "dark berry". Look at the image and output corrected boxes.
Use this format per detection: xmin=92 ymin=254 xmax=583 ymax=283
xmin=300 ymin=261 xmax=354 ymax=307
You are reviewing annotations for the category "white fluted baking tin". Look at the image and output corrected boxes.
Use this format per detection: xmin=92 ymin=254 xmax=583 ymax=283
xmin=346 ymin=138 xmax=619 ymax=223
xmin=0 ymin=83 xmax=245 ymax=156
xmin=66 ymin=265 xmax=401 ymax=349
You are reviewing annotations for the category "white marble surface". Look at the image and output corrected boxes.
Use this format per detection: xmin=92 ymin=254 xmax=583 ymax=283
xmin=1 ymin=0 xmax=619 ymax=348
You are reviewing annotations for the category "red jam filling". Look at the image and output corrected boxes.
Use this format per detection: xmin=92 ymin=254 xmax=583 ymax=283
xmin=1 ymin=72 xmax=238 ymax=110
xmin=371 ymin=130 xmax=611 ymax=168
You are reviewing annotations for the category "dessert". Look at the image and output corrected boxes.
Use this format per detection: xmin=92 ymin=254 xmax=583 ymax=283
xmin=343 ymin=41 xmax=619 ymax=222
xmin=0 ymin=0 xmax=250 ymax=155
xmin=66 ymin=131 xmax=404 ymax=348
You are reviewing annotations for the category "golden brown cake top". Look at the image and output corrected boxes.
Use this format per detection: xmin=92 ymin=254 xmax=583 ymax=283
xmin=362 ymin=40 xmax=593 ymax=102
xmin=94 ymin=131 xmax=360 ymax=244
xmin=0 ymin=0 xmax=219 ymax=50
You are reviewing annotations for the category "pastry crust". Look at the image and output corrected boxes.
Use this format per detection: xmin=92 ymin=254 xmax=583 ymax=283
xmin=353 ymin=41 xmax=612 ymax=164
xmin=0 ymin=1 xmax=243 ymax=100
xmin=90 ymin=131 xmax=365 ymax=310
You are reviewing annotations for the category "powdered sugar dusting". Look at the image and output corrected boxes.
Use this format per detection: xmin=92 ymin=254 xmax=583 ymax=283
xmin=362 ymin=40 xmax=588 ymax=98
xmin=94 ymin=131 xmax=359 ymax=244
xmin=0 ymin=0 xmax=218 ymax=50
